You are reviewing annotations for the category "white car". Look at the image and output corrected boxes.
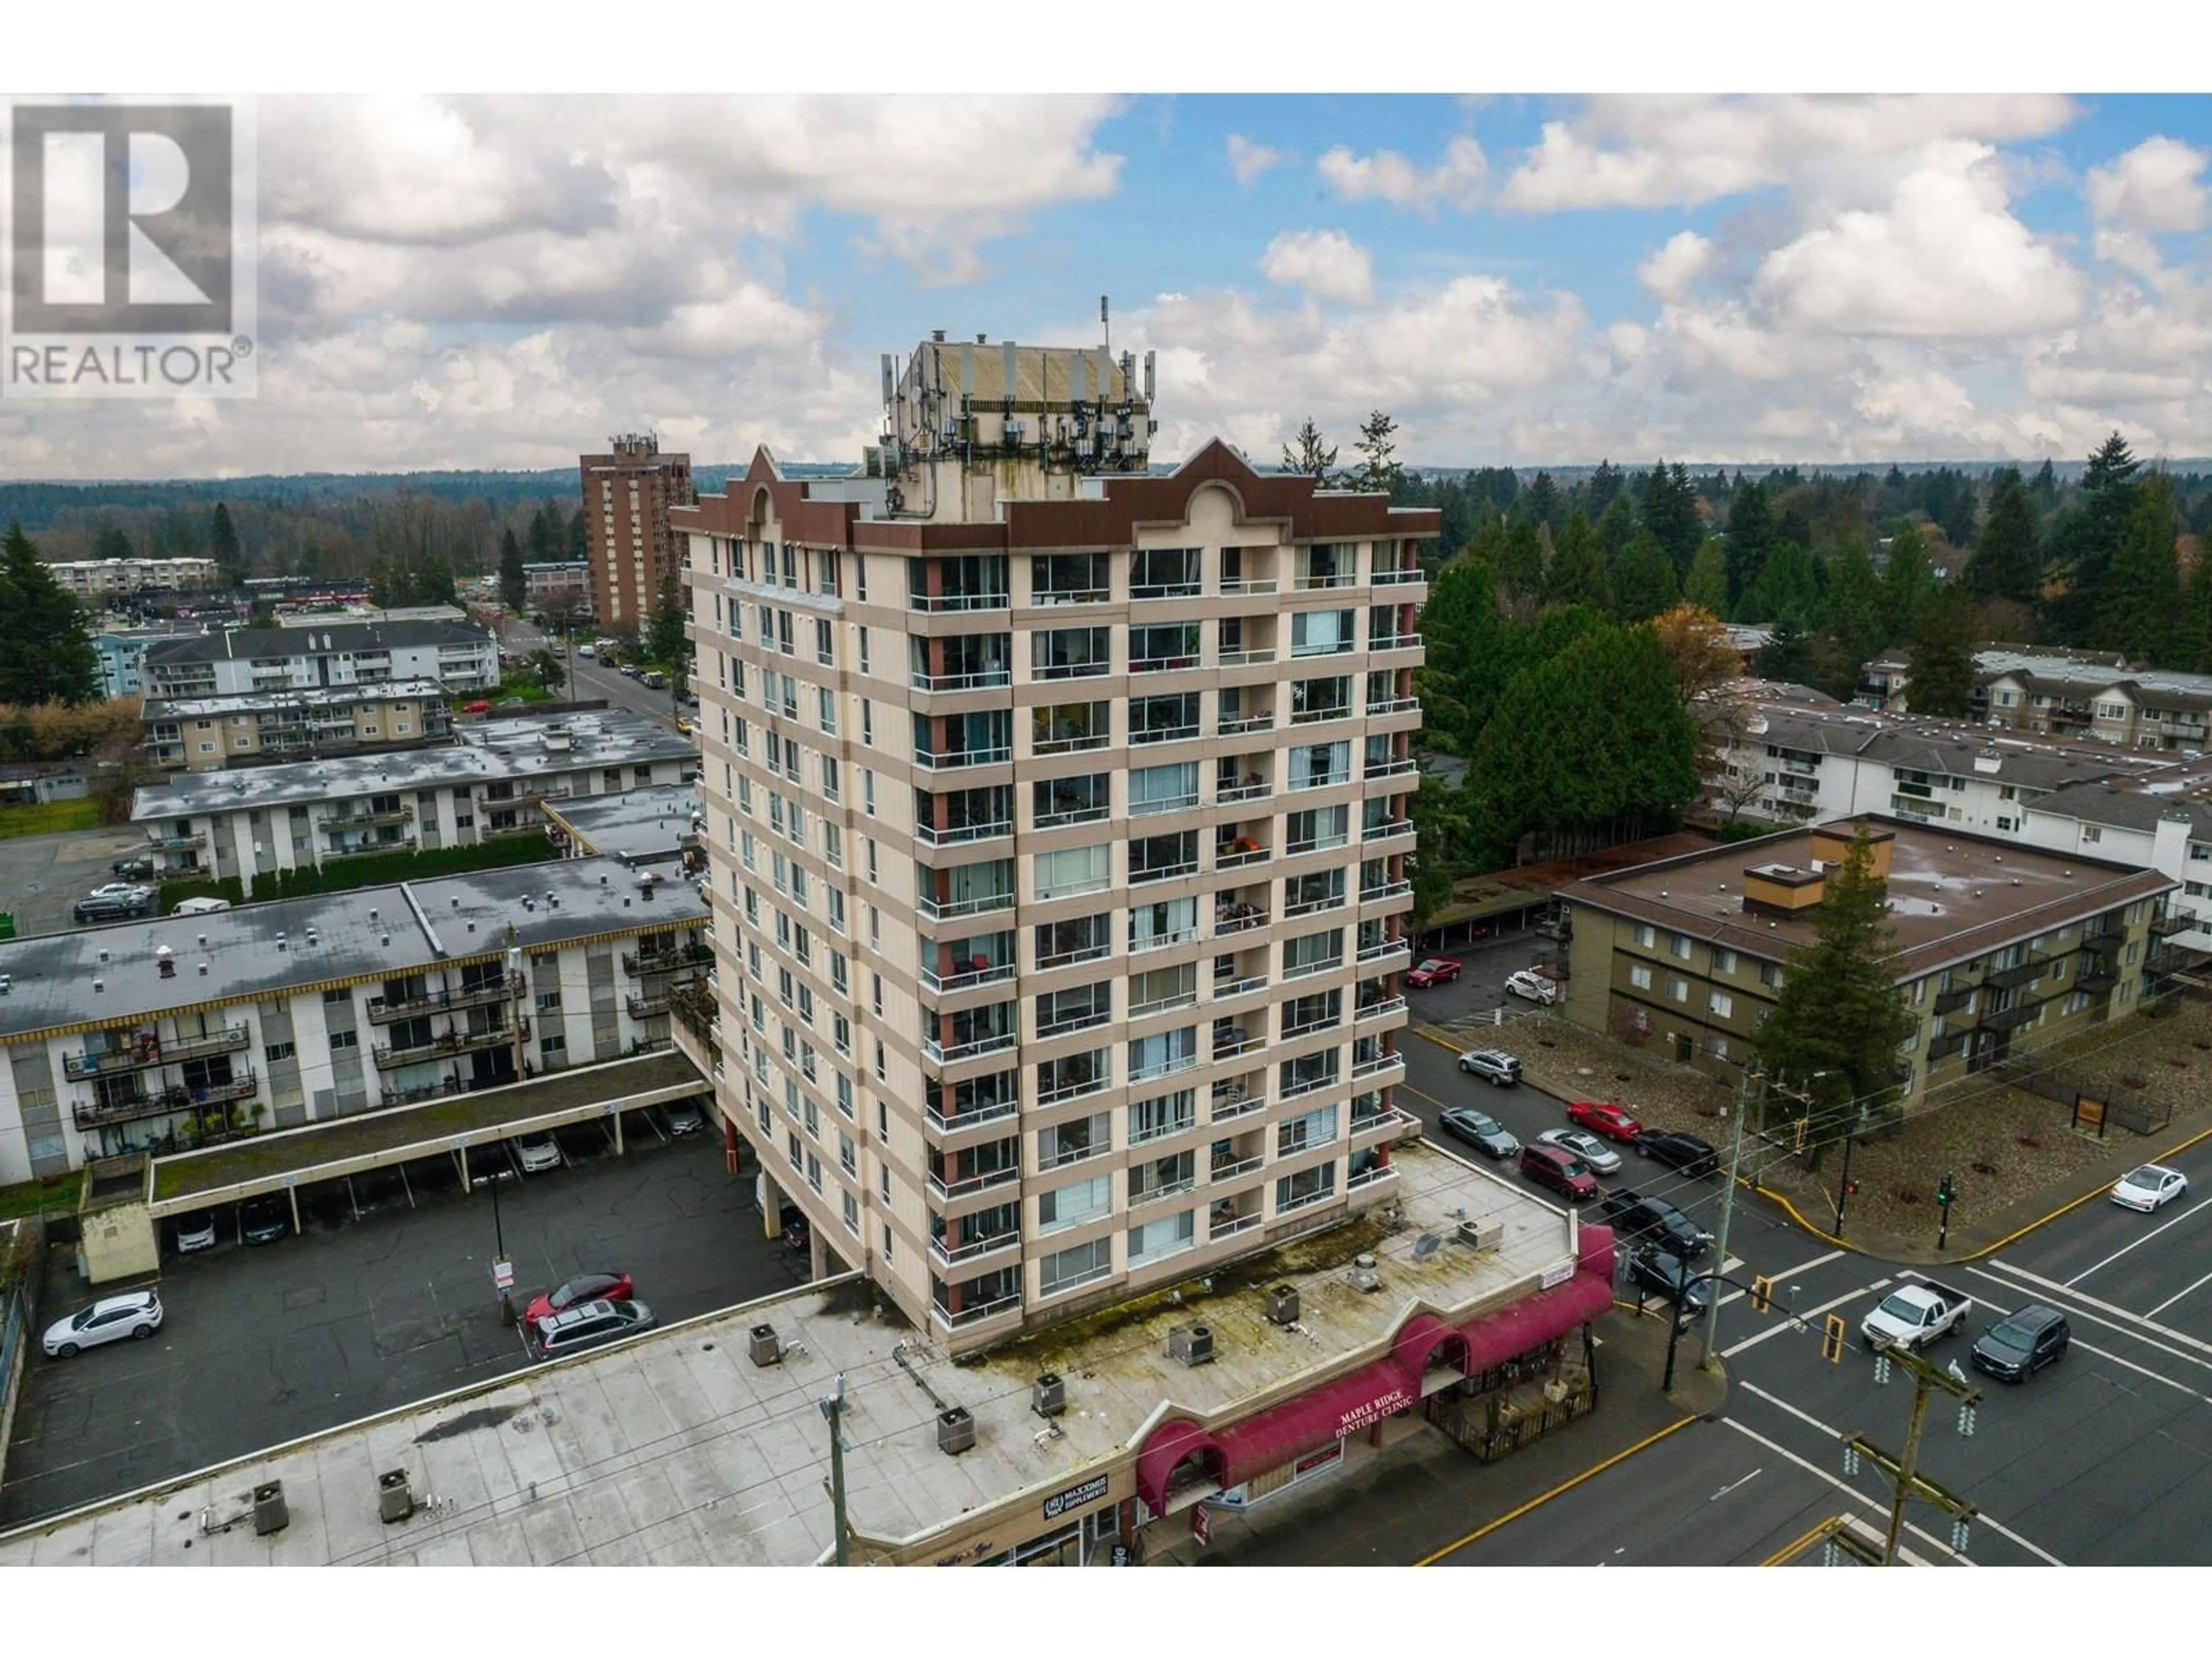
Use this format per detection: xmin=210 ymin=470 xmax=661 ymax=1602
xmin=85 ymin=881 xmax=154 ymax=902
xmin=44 ymin=1289 xmax=163 ymax=1358
xmin=175 ymin=1210 xmax=218 ymax=1253
xmin=1505 ymin=969 xmax=1560 ymax=1006
xmin=1537 ymin=1127 xmax=1623 ymax=1175
xmin=2111 ymin=1164 xmax=2188 ymax=1212
xmin=513 ymin=1132 xmax=563 ymax=1174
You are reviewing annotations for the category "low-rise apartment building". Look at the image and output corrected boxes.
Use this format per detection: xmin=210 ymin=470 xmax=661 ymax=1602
xmin=43 ymin=557 xmax=220 ymax=599
xmin=1858 ymin=646 xmax=2212 ymax=754
xmin=524 ymin=562 xmax=594 ymax=618
xmin=143 ymin=620 xmax=498 ymax=700
xmin=0 ymin=855 xmax=709 ymax=1185
xmin=1559 ymin=818 xmax=2176 ymax=1107
xmin=128 ymin=711 xmax=697 ymax=893
xmin=143 ymin=680 xmax=454 ymax=771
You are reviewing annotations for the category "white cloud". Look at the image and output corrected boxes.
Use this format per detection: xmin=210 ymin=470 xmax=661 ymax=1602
xmin=1637 ymin=231 xmax=1713 ymax=300
xmin=1259 ymin=230 xmax=1374 ymax=306
xmin=2086 ymin=135 xmax=2209 ymax=233
xmin=1226 ymin=134 xmax=1283 ymax=187
xmin=1753 ymin=143 xmax=2085 ymax=339
xmin=1498 ymin=94 xmax=2077 ymax=212
xmin=1316 ymin=135 xmax=1487 ymax=211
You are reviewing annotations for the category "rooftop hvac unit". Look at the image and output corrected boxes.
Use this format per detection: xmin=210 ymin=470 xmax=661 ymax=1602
xmin=377 ymin=1468 xmax=413 ymax=1524
xmin=937 ymin=1407 xmax=976 ymax=1456
xmin=1167 ymin=1323 xmax=1215 ymax=1366
xmin=1349 ymin=1254 xmax=1382 ymax=1293
xmin=1266 ymin=1285 xmax=1300 ymax=1327
xmin=252 ymin=1480 xmax=289 ymax=1536
xmin=1457 ymin=1219 xmax=1505 ymax=1252
xmin=747 ymin=1324 xmax=782 ymax=1367
xmin=1032 ymin=1372 xmax=1066 ymax=1419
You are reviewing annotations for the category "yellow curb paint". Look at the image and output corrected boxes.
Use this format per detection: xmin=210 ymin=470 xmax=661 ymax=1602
xmin=1753 ymin=1184 xmax=1849 ymax=1251
xmin=1763 ymin=1515 xmax=1843 ymax=1567
xmin=1412 ymin=1415 xmax=1699 ymax=1566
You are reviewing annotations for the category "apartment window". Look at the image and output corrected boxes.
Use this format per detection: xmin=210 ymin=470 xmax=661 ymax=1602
xmin=1277 ymin=1103 xmax=1339 ymax=1157
xmin=828 ymin=889 xmax=847 ymax=934
xmin=1039 ymin=1237 xmax=1112 ymax=1296
xmin=1275 ymin=1161 xmax=1336 ymax=1211
xmin=1033 ymin=700 xmax=1112 ymax=755
xmin=1286 ymin=740 xmax=1351 ymax=791
xmin=264 ymin=1041 xmax=296 ymax=1063
xmin=1634 ymin=923 xmax=1656 ymax=949
xmin=1284 ymin=927 xmax=1344 ymax=978
xmin=834 ymin=1013 xmax=852 ymax=1057
xmin=1039 ymin=1111 xmax=1111 ymax=1169
xmin=815 ymin=618 xmax=834 ymax=665
xmin=841 ymin=1192 xmax=859 ymax=1234
xmin=1130 ymin=546 xmax=1200 ymax=600
xmin=1290 ymin=609 xmax=1354 ymax=657
xmin=1670 ymin=932 xmax=1693 ymax=960
xmin=1036 ymin=843 xmax=1112 ymax=901
xmin=862 ymin=702 xmax=873 ymax=745
xmin=872 ymin=971 xmax=885 ymax=1017
xmin=1129 ymin=830 xmax=1198 ymax=883
xmin=329 ymin=1029 xmax=358 ymax=1051
xmin=839 ymin=1132 xmax=857 ymax=1177
xmin=1128 ymin=621 xmax=1199 ymax=672
xmin=1630 ymin=964 xmax=1653 ymax=991
xmin=820 ymin=756 xmax=842 ymax=802
xmin=1709 ymin=991 xmax=1734 ymax=1017
xmin=1033 ymin=626 xmax=1111 ymax=680
xmin=1037 ymin=912 xmax=1113 ymax=969
xmin=806 ymin=1153 xmax=822 ymax=1195
xmin=1290 ymin=675 xmax=1350 ymax=724
xmin=1035 ymin=772 xmax=1111 ymax=828
xmin=863 ymin=770 xmax=876 ymax=815
xmin=1037 ymin=1173 xmax=1112 ymax=1236
xmin=1037 ymin=982 xmax=1113 ymax=1037
xmin=1278 ymin=1048 xmax=1338 ymax=1098
xmin=1129 ymin=896 xmax=1197 ymax=952
xmin=1713 ymin=948 xmax=1737 ymax=974
xmin=1129 ymin=1027 xmax=1197 ymax=1082
xmin=1128 ymin=1088 xmax=1196 ymax=1145
xmin=818 ymin=687 xmax=839 ymax=736
xmin=1128 ymin=692 xmax=1199 ymax=745
xmin=1760 ymin=961 xmax=1785 ymax=989
xmin=1129 ymin=1150 xmax=1196 ymax=1203
xmin=1666 ymin=976 xmax=1690 ymax=1003
xmin=1031 ymin=551 xmax=1109 ymax=605
xmin=1285 ymin=804 xmax=1349 ymax=854
xmin=1128 ymin=1210 xmax=1196 ymax=1267
xmin=857 ymin=626 xmax=870 ymax=675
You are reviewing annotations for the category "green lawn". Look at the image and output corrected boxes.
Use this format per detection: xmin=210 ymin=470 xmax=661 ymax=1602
xmin=160 ymin=832 xmax=558 ymax=910
xmin=0 ymin=1171 xmax=82 ymax=1223
xmin=0 ymin=797 xmax=101 ymax=839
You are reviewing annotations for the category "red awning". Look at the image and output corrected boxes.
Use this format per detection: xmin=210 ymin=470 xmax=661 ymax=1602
xmin=1393 ymin=1312 xmax=1469 ymax=1388
xmin=1213 ymin=1355 xmax=1417 ymax=1491
xmin=1134 ymin=1418 xmax=1224 ymax=1516
xmin=1577 ymin=1222 xmax=1616 ymax=1282
xmin=1460 ymin=1270 xmax=1615 ymax=1378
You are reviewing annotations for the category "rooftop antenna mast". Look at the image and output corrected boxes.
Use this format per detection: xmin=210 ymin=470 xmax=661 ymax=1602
xmin=1101 ymin=294 xmax=1110 ymax=361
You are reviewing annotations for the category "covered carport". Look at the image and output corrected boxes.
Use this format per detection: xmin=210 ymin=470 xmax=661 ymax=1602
xmin=137 ymin=1051 xmax=707 ymax=1251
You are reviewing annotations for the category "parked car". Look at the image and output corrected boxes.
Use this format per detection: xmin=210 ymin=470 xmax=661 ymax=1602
xmin=85 ymin=881 xmax=152 ymax=900
xmin=1406 ymin=957 xmax=1462 ymax=988
xmin=461 ymin=699 xmax=491 ymax=715
xmin=1598 ymin=1188 xmax=1713 ymax=1260
xmin=1519 ymin=1142 xmax=1599 ymax=1203
xmin=1456 ymin=1048 xmax=1522 ymax=1086
xmin=641 ymin=671 xmax=668 ymax=690
xmin=512 ymin=1131 xmax=562 ymax=1173
xmin=781 ymin=1206 xmax=812 ymax=1253
xmin=1626 ymin=1249 xmax=1710 ymax=1313
xmin=525 ymin=1271 xmax=636 ymax=1326
xmin=1635 ymin=1130 xmax=1721 ymax=1177
xmin=111 ymin=855 xmax=156 ymax=880
xmin=2111 ymin=1164 xmax=2188 ymax=1212
xmin=528 ymin=1298 xmax=655 ymax=1360
xmin=1438 ymin=1107 xmax=1520 ymax=1161
xmin=1970 ymin=1304 xmax=2070 ymax=1382
xmin=1504 ymin=969 xmax=1560 ymax=1005
xmin=1566 ymin=1100 xmax=1644 ymax=1143
xmin=44 ymin=1289 xmax=163 ymax=1358
xmin=74 ymin=890 xmax=151 ymax=923
xmin=240 ymin=1194 xmax=290 ymax=1245
xmin=577 ymin=645 xmax=597 ymax=658
xmin=665 ymin=1100 xmax=707 ymax=1137
xmin=1536 ymin=1127 xmax=1622 ymax=1175
xmin=174 ymin=1209 xmax=218 ymax=1253
xmin=619 ymin=662 xmax=641 ymax=679
xmin=676 ymin=717 xmax=696 ymax=736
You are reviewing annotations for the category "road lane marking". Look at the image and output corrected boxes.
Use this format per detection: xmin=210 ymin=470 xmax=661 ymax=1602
xmin=1773 ymin=1247 xmax=1847 ymax=1280
xmin=1412 ymin=1414 xmax=1698 ymax=1565
xmin=1715 ymin=1418 xmax=1960 ymax=1567
xmin=1956 ymin=1270 xmax=2212 ymax=1396
xmin=1722 ymin=1279 xmax=1889 ymax=1358
xmin=1710 ymin=1469 xmax=1762 ymax=1501
xmin=2063 ymin=1194 xmax=2212 ymax=1287
xmin=1728 ymin=1390 xmax=2066 ymax=1567
xmin=2146 ymin=1260 xmax=2212 ymax=1321
xmin=1975 ymin=1261 xmax=2212 ymax=1363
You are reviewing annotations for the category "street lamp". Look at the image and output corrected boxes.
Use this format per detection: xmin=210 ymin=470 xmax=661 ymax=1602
xmin=474 ymin=1165 xmax=517 ymax=1326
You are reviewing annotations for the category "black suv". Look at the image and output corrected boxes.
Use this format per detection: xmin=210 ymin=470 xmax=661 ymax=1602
xmin=73 ymin=889 xmax=151 ymax=923
xmin=1626 ymin=1249 xmax=1710 ymax=1313
xmin=1970 ymin=1304 xmax=2070 ymax=1382
xmin=1635 ymin=1130 xmax=1721 ymax=1177
xmin=1598 ymin=1188 xmax=1713 ymax=1260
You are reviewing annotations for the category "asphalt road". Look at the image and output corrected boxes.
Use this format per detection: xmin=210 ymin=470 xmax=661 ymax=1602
xmin=0 ymin=822 xmax=162 ymax=940
xmin=1 ymin=1116 xmax=799 ymax=1528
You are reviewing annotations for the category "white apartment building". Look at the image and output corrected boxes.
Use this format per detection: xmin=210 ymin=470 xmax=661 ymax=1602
xmin=1857 ymin=646 xmax=2212 ymax=755
xmin=142 ymin=619 xmax=497 ymax=700
xmin=129 ymin=711 xmax=697 ymax=892
xmin=671 ymin=334 xmax=1435 ymax=1354
xmin=0 ymin=855 xmax=708 ymax=1186
xmin=43 ymin=556 xmax=220 ymax=598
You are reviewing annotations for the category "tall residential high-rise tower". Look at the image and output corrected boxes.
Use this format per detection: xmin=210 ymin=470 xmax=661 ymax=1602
xmin=580 ymin=433 xmax=693 ymax=634
xmin=673 ymin=332 xmax=1434 ymax=1354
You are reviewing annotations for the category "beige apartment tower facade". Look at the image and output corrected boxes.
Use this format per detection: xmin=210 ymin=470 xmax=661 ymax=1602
xmin=673 ymin=336 xmax=1437 ymax=1354
xmin=581 ymin=433 xmax=693 ymax=634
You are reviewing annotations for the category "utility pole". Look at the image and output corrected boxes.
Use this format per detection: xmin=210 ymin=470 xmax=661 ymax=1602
xmin=820 ymin=1372 xmax=851 ymax=1566
xmin=1847 ymin=1343 xmax=1980 ymax=1564
xmin=1699 ymin=1067 xmax=1759 ymax=1369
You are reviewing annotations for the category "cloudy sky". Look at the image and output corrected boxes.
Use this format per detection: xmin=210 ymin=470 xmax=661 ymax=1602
xmin=7 ymin=86 xmax=2212 ymax=479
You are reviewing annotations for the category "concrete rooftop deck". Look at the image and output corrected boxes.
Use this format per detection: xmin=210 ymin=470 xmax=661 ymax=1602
xmin=0 ymin=1143 xmax=1575 ymax=1567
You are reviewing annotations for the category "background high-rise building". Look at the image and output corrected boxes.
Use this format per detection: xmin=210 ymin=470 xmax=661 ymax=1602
xmin=673 ymin=333 xmax=1436 ymax=1354
xmin=580 ymin=433 xmax=693 ymax=634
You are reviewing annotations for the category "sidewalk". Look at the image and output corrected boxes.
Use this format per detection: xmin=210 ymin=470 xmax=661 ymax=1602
xmin=1145 ymin=1302 xmax=1725 ymax=1567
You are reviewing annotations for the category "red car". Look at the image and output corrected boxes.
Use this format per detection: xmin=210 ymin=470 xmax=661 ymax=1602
xmin=525 ymin=1270 xmax=635 ymax=1326
xmin=1406 ymin=957 xmax=1462 ymax=988
xmin=1565 ymin=1101 xmax=1644 ymax=1143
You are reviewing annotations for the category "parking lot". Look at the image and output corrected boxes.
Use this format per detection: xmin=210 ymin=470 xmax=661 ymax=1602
xmin=1 ymin=1103 xmax=800 ymax=1527
xmin=0 ymin=822 xmax=156 ymax=938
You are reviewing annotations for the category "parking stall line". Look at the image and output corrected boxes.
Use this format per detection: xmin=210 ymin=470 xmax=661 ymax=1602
xmin=2063 ymin=1194 xmax=2212 ymax=1287
xmin=1722 ymin=1278 xmax=1889 ymax=1358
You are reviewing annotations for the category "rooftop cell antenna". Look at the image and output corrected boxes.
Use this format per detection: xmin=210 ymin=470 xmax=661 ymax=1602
xmin=1101 ymin=294 xmax=1109 ymax=360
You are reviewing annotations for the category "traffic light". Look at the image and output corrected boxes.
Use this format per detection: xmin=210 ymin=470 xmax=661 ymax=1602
xmin=1937 ymin=1172 xmax=1956 ymax=1208
xmin=1793 ymin=1116 xmax=1808 ymax=1152
xmin=1750 ymin=1274 xmax=1774 ymax=1315
xmin=1821 ymin=1313 xmax=1847 ymax=1364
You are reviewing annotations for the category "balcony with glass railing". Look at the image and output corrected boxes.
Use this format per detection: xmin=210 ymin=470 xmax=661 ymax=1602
xmin=915 ymin=783 xmax=1015 ymax=847
xmin=913 ymin=711 xmax=1014 ymax=771
xmin=63 ymin=1023 xmax=251 ymax=1080
xmin=922 ymin=930 xmax=1018 ymax=994
xmin=925 ymin=1071 xmax=1022 ymax=1138
xmin=1214 ymin=827 xmax=1273 ymax=872
xmin=923 ymin=1004 xmax=1020 ymax=1066
xmin=926 ymin=1138 xmax=1022 ymax=1202
xmin=1213 ymin=887 xmax=1272 ymax=936
xmin=1216 ymin=757 xmax=1274 ymax=805
xmin=1211 ymin=1067 xmax=1267 ymax=1122
xmin=930 ymin=1266 xmax=1024 ymax=1334
xmin=910 ymin=633 xmax=1013 ymax=693
xmin=1036 ymin=1050 xmax=1111 ymax=1107
xmin=908 ymin=555 xmax=1010 ymax=613
xmin=1218 ymin=700 xmax=1275 ymax=737
xmin=930 ymin=1202 xmax=1022 ymax=1269
xmin=918 ymin=860 xmax=1017 ymax=923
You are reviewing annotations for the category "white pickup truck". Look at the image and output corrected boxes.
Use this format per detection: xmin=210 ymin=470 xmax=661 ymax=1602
xmin=1861 ymin=1282 xmax=1974 ymax=1351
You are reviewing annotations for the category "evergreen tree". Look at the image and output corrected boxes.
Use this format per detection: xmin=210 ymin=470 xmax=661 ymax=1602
xmin=2099 ymin=473 xmax=2183 ymax=664
xmin=1585 ymin=460 xmax=1624 ymax=521
xmin=0 ymin=522 xmax=100 ymax=706
xmin=1881 ymin=524 xmax=1933 ymax=640
xmin=1523 ymin=471 xmax=1562 ymax=536
xmin=93 ymin=522 xmax=133 ymax=562
xmin=1544 ymin=509 xmax=1608 ymax=611
xmin=1751 ymin=821 xmax=1918 ymax=1171
xmin=2047 ymin=432 xmax=2142 ymax=643
xmin=1347 ymin=411 xmax=1404 ymax=496
xmin=2030 ymin=458 xmax=2058 ymax=512
xmin=1593 ymin=493 xmax=1636 ymax=565
xmin=1964 ymin=467 xmax=2040 ymax=606
xmin=498 ymin=527 xmax=527 ymax=610
xmin=2178 ymin=556 xmax=2212 ymax=675
xmin=1724 ymin=477 xmax=1775 ymax=608
xmin=1642 ymin=458 xmax=1705 ymax=575
xmin=1907 ymin=585 xmax=1976 ymax=716
xmin=1823 ymin=535 xmax=1888 ymax=668
xmin=1739 ymin=539 xmax=1820 ymax=627
xmin=568 ymin=507 xmax=588 ymax=560
xmin=1497 ymin=517 xmax=1546 ymax=612
xmin=1756 ymin=618 xmax=1816 ymax=685
xmin=1410 ymin=555 xmax=1500 ymax=752
xmin=1608 ymin=528 xmax=1679 ymax=622
xmin=527 ymin=505 xmax=557 ymax=565
xmin=1279 ymin=416 xmax=1339 ymax=479
xmin=209 ymin=502 xmax=247 ymax=587
xmin=646 ymin=575 xmax=692 ymax=678
xmin=1683 ymin=541 xmax=1729 ymax=612
xmin=1407 ymin=775 xmax=1471 ymax=934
